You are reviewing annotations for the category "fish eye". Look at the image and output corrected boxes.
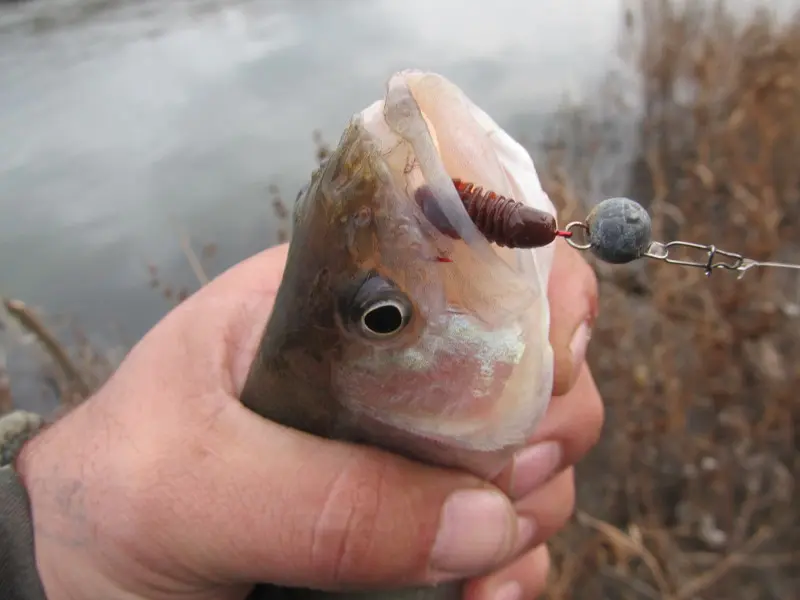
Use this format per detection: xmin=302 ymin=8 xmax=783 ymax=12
xmin=342 ymin=274 xmax=414 ymax=340
xmin=360 ymin=300 xmax=410 ymax=338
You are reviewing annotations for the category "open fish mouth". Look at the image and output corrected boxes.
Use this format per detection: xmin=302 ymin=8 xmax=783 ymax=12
xmin=358 ymin=70 xmax=557 ymax=293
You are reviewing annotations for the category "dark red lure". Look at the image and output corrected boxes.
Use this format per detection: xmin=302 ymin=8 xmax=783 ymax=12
xmin=415 ymin=179 xmax=570 ymax=250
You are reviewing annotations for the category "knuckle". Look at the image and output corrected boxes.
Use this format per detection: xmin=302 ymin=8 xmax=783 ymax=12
xmin=308 ymin=453 xmax=425 ymax=587
xmin=577 ymin=367 xmax=605 ymax=452
xmin=521 ymin=544 xmax=552 ymax=599
xmin=522 ymin=544 xmax=552 ymax=598
xmin=548 ymin=242 xmax=601 ymax=398
xmin=557 ymin=366 xmax=605 ymax=465
xmin=540 ymin=471 xmax=576 ymax=533
xmin=569 ymin=244 xmax=600 ymax=318
xmin=564 ymin=240 xmax=600 ymax=313
xmin=309 ymin=453 xmax=385 ymax=583
xmin=522 ymin=469 xmax=576 ymax=544
xmin=462 ymin=544 xmax=552 ymax=600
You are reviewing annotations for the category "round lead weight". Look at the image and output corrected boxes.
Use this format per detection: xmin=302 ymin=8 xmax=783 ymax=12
xmin=585 ymin=197 xmax=652 ymax=264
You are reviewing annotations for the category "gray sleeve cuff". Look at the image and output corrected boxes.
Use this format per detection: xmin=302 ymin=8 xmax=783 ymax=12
xmin=0 ymin=463 xmax=48 ymax=599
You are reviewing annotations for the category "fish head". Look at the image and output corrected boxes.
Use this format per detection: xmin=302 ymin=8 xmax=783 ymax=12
xmin=248 ymin=70 xmax=557 ymax=478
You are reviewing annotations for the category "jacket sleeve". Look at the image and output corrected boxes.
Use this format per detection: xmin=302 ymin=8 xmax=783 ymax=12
xmin=0 ymin=465 xmax=48 ymax=600
xmin=0 ymin=409 xmax=48 ymax=600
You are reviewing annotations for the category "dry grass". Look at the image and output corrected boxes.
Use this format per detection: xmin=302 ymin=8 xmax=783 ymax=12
xmin=540 ymin=2 xmax=799 ymax=599
xmin=0 ymin=0 xmax=797 ymax=598
xmin=0 ymin=298 xmax=120 ymax=409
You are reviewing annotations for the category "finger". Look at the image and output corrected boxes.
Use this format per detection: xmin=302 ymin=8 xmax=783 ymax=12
xmin=547 ymin=238 xmax=599 ymax=397
xmin=107 ymin=243 xmax=290 ymax=410
xmin=463 ymin=544 xmax=551 ymax=600
xmin=526 ymin=365 xmax=604 ymax=468
xmin=98 ymin=392 xmax=534 ymax=591
xmin=156 ymin=243 xmax=291 ymax=395
xmin=464 ymin=470 xmax=575 ymax=600
xmin=513 ymin=468 xmax=576 ymax=546
xmin=488 ymin=469 xmax=575 ymax=570
xmin=493 ymin=364 xmax=603 ymax=500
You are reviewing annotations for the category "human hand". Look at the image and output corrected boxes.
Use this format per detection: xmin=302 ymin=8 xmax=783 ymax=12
xmin=16 ymin=238 xmax=602 ymax=600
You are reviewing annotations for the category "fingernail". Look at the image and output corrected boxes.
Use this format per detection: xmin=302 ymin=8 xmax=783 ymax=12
xmin=431 ymin=489 xmax=515 ymax=574
xmin=494 ymin=581 xmax=523 ymax=600
xmin=569 ymin=320 xmax=592 ymax=374
xmin=510 ymin=442 xmax=562 ymax=499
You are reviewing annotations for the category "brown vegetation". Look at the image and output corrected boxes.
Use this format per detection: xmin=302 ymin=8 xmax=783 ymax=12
xmin=0 ymin=0 xmax=797 ymax=598
xmin=541 ymin=2 xmax=799 ymax=599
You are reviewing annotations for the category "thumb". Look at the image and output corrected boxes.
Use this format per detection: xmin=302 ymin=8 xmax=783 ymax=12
xmin=190 ymin=403 xmax=529 ymax=590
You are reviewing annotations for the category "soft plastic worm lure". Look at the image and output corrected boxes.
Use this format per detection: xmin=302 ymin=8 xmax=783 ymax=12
xmin=416 ymin=179 xmax=570 ymax=248
xmin=450 ymin=179 xmax=562 ymax=248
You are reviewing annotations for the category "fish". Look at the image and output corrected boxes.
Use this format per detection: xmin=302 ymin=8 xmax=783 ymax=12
xmin=240 ymin=69 xmax=558 ymax=600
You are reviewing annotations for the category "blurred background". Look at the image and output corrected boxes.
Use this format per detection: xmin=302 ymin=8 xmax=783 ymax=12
xmin=1 ymin=1 xmax=797 ymax=598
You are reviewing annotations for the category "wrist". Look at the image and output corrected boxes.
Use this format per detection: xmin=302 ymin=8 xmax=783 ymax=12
xmin=14 ymin=404 xmax=129 ymax=600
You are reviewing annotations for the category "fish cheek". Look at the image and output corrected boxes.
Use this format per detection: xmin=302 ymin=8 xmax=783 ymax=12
xmin=335 ymin=288 xmax=552 ymax=452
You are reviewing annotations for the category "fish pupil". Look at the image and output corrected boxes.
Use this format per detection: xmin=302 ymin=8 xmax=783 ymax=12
xmin=363 ymin=303 xmax=404 ymax=336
